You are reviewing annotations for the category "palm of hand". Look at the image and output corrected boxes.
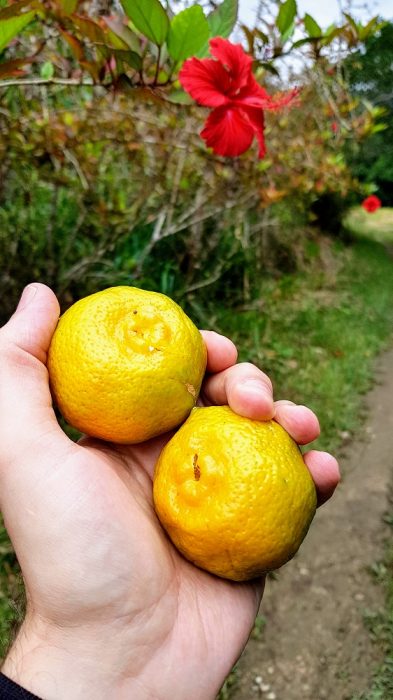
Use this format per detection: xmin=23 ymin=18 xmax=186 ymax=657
xmin=17 ymin=434 xmax=260 ymax=699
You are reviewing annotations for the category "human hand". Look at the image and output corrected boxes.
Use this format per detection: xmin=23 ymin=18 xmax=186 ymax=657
xmin=0 ymin=284 xmax=339 ymax=700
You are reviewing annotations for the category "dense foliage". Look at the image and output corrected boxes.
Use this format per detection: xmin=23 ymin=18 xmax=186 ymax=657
xmin=344 ymin=22 xmax=393 ymax=205
xmin=0 ymin=0 xmax=385 ymax=324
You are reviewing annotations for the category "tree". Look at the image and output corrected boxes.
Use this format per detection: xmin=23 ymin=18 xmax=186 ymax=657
xmin=344 ymin=22 xmax=393 ymax=204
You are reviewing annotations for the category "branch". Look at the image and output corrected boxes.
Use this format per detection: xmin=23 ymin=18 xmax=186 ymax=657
xmin=154 ymin=45 xmax=162 ymax=85
xmin=181 ymin=267 xmax=227 ymax=296
xmin=63 ymin=148 xmax=89 ymax=191
xmin=0 ymin=77 xmax=96 ymax=90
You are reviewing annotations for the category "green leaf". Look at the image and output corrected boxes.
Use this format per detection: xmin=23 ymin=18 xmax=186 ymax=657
xmin=0 ymin=10 xmax=35 ymax=52
xmin=167 ymin=6 xmax=209 ymax=62
xmin=292 ymin=36 xmax=320 ymax=49
xmin=255 ymin=60 xmax=280 ymax=77
xmin=105 ymin=28 xmax=130 ymax=51
xmin=40 ymin=61 xmax=54 ymax=79
xmin=165 ymin=89 xmax=193 ymax=105
xmin=120 ymin=0 xmax=169 ymax=46
xmin=276 ymin=0 xmax=297 ymax=38
xmin=358 ymin=16 xmax=385 ymax=41
xmin=371 ymin=123 xmax=388 ymax=134
xmin=304 ymin=13 xmax=322 ymax=38
xmin=207 ymin=0 xmax=238 ymax=39
xmin=321 ymin=26 xmax=341 ymax=46
xmin=255 ymin=28 xmax=269 ymax=44
xmin=343 ymin=12 xmax=361 ymax=36
xmin=281 ymin=19 xmax=295 ymax=43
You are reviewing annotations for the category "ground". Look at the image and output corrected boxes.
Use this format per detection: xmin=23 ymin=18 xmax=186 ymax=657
xmin=232 ymin=346 xmax=393 ymax=700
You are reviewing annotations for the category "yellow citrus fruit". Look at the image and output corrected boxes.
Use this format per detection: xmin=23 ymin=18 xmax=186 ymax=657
xmin=153 ymin=406 xmax=317 ymax=581
xmin=47 ymin=286 xmax=207 ymax=443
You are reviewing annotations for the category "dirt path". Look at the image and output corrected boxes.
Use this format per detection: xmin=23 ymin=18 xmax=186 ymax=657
xmin=233 ymin=345 xmax=393 ymax=700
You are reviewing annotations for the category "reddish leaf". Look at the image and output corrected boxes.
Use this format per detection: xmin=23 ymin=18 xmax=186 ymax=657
xmin=70 ymin=15 xmax=107 ymax=45
xmin=131 ymin=86 xmax=166 ymax=104
xmin=79 ymin=59 xmax=100 ymax=82
xmin=59 ymin=27 xmax=85 ymax=61
xmin=0 ymin=56 xmax=33 ymax=77
xmin=0 ymin=0 xmax=38 ymax=20
xmin=103 ymin=15 xmax=141 ymax=54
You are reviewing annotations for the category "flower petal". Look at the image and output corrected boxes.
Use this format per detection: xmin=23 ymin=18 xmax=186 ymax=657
xmin=179 ymin=57 xmax=230 ymax=107
xmin=209 ymin=37 xmax=252 ymax=92
xmin=201 ymin=105 xmax=255 ymax=157
xmin=236 ymin=74 xmax=271 ymax=107
xmin=361 ymin=195 xmax=381 ymax=212
xmin=241 ymin=106 xmax=266 ymax=158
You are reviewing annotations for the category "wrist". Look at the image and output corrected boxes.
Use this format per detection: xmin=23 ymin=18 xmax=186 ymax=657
xmin=2 ymin=615 xmax=136 ymax=700
xmin=2 ymin=611 xmax=223 ymax=700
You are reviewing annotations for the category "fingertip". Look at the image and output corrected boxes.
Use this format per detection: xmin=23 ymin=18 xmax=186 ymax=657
xmin=15 ymin=283 xmax=59 ymax=315
xmin=5 ymin=283 xmax=60 ymax=362
xmin=200 ymin=330 xmax=238 ymax=373
xmin=200 ymin=362 xmax=275 ymax=419
xmin=303 ymin=450 xmax=341 ymax=506
xmin=228 ymin=379 xmax=275 ymax=421
xmin=274 ymin=402 xmax=320 ymax=445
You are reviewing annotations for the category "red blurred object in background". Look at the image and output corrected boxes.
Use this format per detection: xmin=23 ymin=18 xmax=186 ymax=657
xmin=179 ymin=38 xmax=299 ymax=159
xmin=361 ymin=195 xmax=382 ymax=213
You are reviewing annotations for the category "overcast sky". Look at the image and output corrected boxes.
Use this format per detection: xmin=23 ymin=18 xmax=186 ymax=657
xmin=239 ymin=0 xmax=393 ymax=26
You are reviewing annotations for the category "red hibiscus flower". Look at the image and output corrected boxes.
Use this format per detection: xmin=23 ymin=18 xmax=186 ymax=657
xmin=361 ymin=195 xmax=382 ymax=213
xmin=179 ymin=37 xmax=299 ymax=159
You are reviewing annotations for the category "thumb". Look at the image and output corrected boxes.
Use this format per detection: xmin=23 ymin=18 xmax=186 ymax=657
xmin=0 ymin=283 xmax=71 ymax=465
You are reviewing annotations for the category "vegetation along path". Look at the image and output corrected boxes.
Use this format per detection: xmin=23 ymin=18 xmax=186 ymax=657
xmin=233 ymin=344 xmax=393 ymax=700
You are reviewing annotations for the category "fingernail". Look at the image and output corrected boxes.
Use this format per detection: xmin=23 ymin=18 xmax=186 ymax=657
xmin=280 ymin=403 xmax=299 ymax=413
xmin=234 ymin=380 xmax=275 ymax=420
xmin=240 ymin=379 xmax=274 ymax=406
xmin=241 ymin=379 xmax=271 ymax=395
xmin=17 ymin=284 xmax=38 ymax=311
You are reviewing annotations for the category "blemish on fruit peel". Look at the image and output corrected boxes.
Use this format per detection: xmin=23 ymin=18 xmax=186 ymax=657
xmin=186 ymin=383 xmax=196 ymax=398
xmin=193 ymin=454 xmax=201 ymax=481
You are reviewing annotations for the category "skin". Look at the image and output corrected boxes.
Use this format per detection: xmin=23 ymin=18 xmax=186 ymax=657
xmin=0 ymin=284 xmax=340 ymax=700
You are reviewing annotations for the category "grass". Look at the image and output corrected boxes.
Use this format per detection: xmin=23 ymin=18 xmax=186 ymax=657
xmin=0 ymin=527 xmax=24 ymax=658
xmin=344 ymin=206 xmax=393 ymax=244
xmin=351 ymin=512 xmax=393 ymax=700
xmin=214 ymin=236 xmax=393 ymax=454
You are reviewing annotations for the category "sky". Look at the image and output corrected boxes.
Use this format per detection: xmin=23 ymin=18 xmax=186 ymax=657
xmin=239 ymin=0 xmax=393 ymax=27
